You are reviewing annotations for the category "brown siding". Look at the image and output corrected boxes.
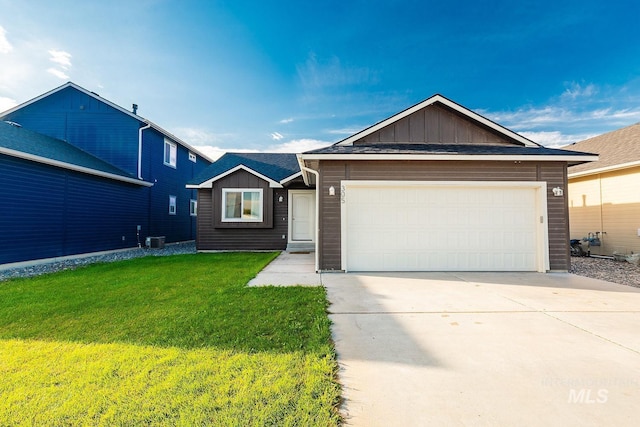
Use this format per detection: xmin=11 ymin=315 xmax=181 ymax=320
xmin=317 ymin=160 xmax=569 ymax=271
xmin=354 ymin=104 xmax=515 ymax=145
xmin=196 ymin=169 xmax=289 ymax=250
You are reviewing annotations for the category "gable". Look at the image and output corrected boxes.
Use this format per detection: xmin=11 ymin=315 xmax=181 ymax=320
xmin=354 ymin=103 xmax=515 ymax=146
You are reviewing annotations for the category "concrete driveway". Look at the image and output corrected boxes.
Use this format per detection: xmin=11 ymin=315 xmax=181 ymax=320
xmin=322 ymin=272 xmax=640 ymax=426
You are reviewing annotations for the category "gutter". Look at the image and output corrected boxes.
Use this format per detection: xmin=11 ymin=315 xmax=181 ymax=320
xmin=297 ymin=155 xmax=320 ymax=273
xmin=138 ymin=123 xmax=152 ymax=179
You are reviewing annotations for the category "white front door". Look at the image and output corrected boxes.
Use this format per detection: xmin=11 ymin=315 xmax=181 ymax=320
xmin=290 ymin=191 xmax=315 ymax=241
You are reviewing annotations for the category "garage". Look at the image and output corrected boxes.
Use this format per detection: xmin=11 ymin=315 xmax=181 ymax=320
xmin=341 ymin=181 xmax=549 ymax=272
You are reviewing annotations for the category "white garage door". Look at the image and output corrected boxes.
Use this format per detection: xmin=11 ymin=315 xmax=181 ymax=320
xmin=342 ymin=181 xmax=547 ymax=272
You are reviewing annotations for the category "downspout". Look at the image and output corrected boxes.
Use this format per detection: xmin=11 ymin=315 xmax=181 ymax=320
xmin=138 ymin=123 xmax=152 ymax=179
xmin=299 ymin=161 xmax=320 ymax=273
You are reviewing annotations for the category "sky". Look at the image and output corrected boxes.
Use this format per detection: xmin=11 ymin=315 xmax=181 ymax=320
xmin=1 ymin=0 xmax=639 ymax=160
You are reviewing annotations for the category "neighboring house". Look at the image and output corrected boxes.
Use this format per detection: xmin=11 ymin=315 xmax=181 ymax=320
xmin=190 ymin=94 xmax=596 ymax=272
xmin=564 ymin=123 xmax=640 ymax=256
xmin=187 ymin=152 xmax=312 ymax=251
xmin=0 ymin=82 xmax=212 ymax=265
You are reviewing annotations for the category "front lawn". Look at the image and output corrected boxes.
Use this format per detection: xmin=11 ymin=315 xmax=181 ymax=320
xmin=0 ymin=252 xmax=341 ymax=425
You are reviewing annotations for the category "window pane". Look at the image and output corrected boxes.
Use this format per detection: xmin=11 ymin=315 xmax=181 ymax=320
xmin=225 ymin=192 xmax=241 ymax=219
xmin=242 ymin=191 xmax=261 ymax=219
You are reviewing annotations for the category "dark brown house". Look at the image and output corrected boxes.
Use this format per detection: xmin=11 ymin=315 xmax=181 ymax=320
xmin=189 ymin=94 xmax=596 ymax=272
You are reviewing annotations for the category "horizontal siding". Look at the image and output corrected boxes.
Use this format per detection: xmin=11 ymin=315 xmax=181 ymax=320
xmin=0 ymin=154 xmax=148 ymax=264
xmin=196 ymin=187 xmax=288 ymax=251
xmin=317 ymin=160 xmax=568 ymax=271
xmin=569 ymin=168 xmax=640 ymax=255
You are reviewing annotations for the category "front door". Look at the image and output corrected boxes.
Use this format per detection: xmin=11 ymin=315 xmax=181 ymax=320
xmin=290 ymin=191 xmax=315 ymax=241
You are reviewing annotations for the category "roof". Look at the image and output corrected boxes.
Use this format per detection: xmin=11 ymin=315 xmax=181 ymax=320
xmin=564 ymin=122 xmax=640 ymax=177
xmin=335 ymin=94 xmax=540 ymax=148
xmin=0 ymin=81 xmax=214 ymax=163
xmin=0 ymin=121 xmax=152 ymax=186
xmin=187 ymin=152 xmax=301 ymax=188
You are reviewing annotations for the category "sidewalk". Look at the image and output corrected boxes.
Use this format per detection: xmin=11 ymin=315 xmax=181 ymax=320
xmin=247 ymin=252 xmax=320 ymax=286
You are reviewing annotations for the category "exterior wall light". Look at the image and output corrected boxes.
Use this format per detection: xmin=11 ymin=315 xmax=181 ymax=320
xmin=278 ymin=196 xmax=284 ymax=202
xmin=329 ymin=186 xmax=335 ymax=196
xmin=552 ymin=187 xmax=563 ymax=197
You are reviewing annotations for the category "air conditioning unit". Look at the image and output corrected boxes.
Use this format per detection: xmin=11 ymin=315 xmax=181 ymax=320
xmin=145 ymin=236 xmax=165 ymax=249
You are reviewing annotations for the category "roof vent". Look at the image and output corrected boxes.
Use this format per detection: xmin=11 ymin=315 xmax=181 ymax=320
xmin=132 ymin=104 xmax=138 ymax=115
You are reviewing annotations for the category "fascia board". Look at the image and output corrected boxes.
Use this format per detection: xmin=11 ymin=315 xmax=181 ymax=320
xmin=191 ymin=164 xmax=283 ymax=189
xmin=568 ymin=160 xmax=640 ymax=178
xmin=299 ymin=153 xmax=600 ymax=163
xmin=0 ymin=146 xmax=153 ymax=187
xmin=279 ymin=171 xmax=303 ymax=185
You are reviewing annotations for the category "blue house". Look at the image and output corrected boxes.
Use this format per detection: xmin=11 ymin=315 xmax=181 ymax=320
xmin=0 ymin=82 xmax=212 ymax=265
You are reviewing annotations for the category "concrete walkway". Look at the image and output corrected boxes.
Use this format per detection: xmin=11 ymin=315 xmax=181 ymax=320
xmin=323 ymin=272 xmax=640 ymax=426
xmin=247 ymin=251 xmax=320 ymax=286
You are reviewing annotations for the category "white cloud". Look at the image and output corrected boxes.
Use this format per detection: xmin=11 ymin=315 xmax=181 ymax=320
xmin=327 ymin=127 xmax=361 ymax=135
xmin=518 ymin=131 xmax=599 ymax=148
xmin=279 ymin=118 xmax=293 ymax=124
xmin=48 ymin=49 xmax=72 ymax=69
xmin=561 ymin=82 xmax=598 ymax=100
xmin=0 ymin=96 xmax=17 ymax=113
xmin=195 ymin=145 xmax=257 ymax=161
xmin=0 ymin=26 xmax=12 ymax=54
xmin=270 ymin=132 xmax=283 ymax=140
xmin=47 ymin=67 xmax=69 ymax=80
xmin=267 ymin=138 xmax=330 ymax=153
xmin=297 ymin=52 xmax=378 ymax=90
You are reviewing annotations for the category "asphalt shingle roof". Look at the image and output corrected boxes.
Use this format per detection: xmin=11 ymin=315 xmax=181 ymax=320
xmin=564 ymin=123 xmax=640 ymax=174
xmin=0 ymin=121 xmax=137 ymax=180
xmin=304 ymin=143 xmax=596 ymax=158
xmin=189 ymin=152 xmax=300 ymax=185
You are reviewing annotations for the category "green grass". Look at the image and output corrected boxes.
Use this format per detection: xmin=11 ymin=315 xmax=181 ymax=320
xmin=0 ymin=252 xmax=341 ymax=426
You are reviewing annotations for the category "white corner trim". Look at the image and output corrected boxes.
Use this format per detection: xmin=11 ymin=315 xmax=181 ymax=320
xmin=336 ymin=94 xmax=539 ymax=148
xmin=0 ymin=146 xmax=153 ymax=187
xmin=191 ymin=164 xmax=284 ymax=189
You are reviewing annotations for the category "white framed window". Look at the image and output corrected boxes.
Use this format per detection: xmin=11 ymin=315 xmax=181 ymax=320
xmin=188 ymin=152 xmax=197 ymax=163
xmin=222 ymin=188 xmax=263 ymax=222
xmin=169 ymin=195 xmax=177 ymax=215
xmin=190 ymin=199 xmax=197 ymax=216
xmin=164 ymin=139 xmax=177 ymax=168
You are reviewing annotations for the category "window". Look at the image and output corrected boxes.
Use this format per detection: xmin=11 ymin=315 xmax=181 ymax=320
xmin=169 ymin=195 xmax=176 ymax=215
xmin=190 ymin=199 xmax=197 ymax=216
xmin=222 ymin=189 xmax=262 ymax=222
xmin=164 ymin=139 xmax=177 ymax=168
xmin=188 ymin=152 xmax=197 ymax=163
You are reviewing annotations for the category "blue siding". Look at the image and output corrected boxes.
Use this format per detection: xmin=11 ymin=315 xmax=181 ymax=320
xmin=2 ymin=87 xmax=140 ymax=175
xmin=141 ymin=129 xmax=208 ymax=242
xmin=0 ymin=154 xmax=148 ymax=264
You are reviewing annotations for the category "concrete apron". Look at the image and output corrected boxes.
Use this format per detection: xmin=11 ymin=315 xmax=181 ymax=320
xmin=247 ymin=251 xmax=320 ymax=287
xmin=323 ymin=272 xmax=640 ymax=427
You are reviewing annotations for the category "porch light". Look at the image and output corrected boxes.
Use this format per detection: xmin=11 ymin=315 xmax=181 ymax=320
xmin=278 ymin=196 xmax=284 ymax=202
xmin=329 ymin=186 xmax=335 ymax=196
xmin=552 ymin=187 xmax=563 ymax=197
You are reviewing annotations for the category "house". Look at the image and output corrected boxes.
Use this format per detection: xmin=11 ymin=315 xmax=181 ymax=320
xmin=564 ymin=123 xmax=640 ymax=256
xmin=0 ymin=82 xmax=212 ymax=265
xmin=187 ymin=152 xmax=313 ymax=252
xmin=190 ymin=94 xmax=597 ymax=272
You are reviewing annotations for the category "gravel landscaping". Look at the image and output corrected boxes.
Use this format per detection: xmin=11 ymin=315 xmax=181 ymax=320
xmin=0 ymin=242 xmax=196 ymax=282
xmin=570 ymin=255 xmax=640 ymax=288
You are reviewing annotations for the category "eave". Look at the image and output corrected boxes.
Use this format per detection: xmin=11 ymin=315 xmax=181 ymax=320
xmin=186 ymin=164 xmax=285 ymax=189
xmin=0 ymin=146 xmax=154 ymax=187
xmin=568 ymin=160 xmax=640 ymax=179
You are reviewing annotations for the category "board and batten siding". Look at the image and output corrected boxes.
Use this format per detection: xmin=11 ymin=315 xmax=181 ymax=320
xmin=0 ymin=154 xmax=149 ymax=265
xmin=569 ymin=167 xmax=640 ymax=255
xmin=196 ymin=169 xmax=288 ymax=250
xmin=317 ymin=160 xmax=569 ymax=271
xmin=355 ymin=104 xmax=514 ymax=145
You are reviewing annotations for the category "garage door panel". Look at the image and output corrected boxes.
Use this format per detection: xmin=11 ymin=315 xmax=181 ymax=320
xmin=344 ymin=184 xmax=541 ymax=272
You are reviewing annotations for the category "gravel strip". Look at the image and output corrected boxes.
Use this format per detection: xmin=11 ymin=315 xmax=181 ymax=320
xmin=0 ymin=242 xmax=196 ymax=282
xmin=570 ymin=256 xmax=640 ymax=288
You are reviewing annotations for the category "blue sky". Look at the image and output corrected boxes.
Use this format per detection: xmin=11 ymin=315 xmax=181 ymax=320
xmin=1 ymin=0 xmax=639 ymax=159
